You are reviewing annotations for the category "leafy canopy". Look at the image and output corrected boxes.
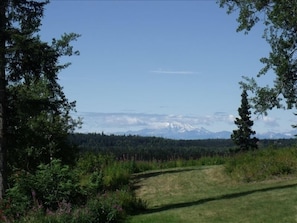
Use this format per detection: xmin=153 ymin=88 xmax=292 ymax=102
xmin=219 ymin=0 xmax=297 ymax=114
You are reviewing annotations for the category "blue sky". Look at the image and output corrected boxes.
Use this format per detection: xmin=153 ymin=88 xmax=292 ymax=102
xmin=40 ymin=0 xmax=295 ymax=134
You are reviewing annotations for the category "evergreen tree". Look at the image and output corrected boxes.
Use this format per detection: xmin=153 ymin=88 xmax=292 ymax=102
xmin=231 ymin=90 xmax=258 ymax=152
xmin=0 ymin=0 xmax=80 ymax=198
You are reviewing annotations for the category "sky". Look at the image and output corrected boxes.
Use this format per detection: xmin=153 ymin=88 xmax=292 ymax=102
xmin=40 ymin=0 xmax=296 ymax=135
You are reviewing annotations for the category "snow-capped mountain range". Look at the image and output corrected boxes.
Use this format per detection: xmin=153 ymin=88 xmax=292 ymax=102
xmin=76 ymin=112 xmax=297 ymax=139
xmin=122 ymin=123 xmax=297 ymax=140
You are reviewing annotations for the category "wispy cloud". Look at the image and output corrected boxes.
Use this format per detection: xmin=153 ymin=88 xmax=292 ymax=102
xmin=150 ymin=69 xmax=197 ymax=75
xmin=257 ymin=116 xmax=280 ymax=128
xmin=213 ymin=112 xmax=235 ymax=124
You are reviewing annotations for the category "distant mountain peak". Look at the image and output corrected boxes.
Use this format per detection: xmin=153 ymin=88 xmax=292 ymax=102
xmin=164 ymin=121 xmax=196 ymax=132
xmin=123 ymin=124 xmax=230 ymax=139
xmin=122 ymin=125 xmax=297 ymax=140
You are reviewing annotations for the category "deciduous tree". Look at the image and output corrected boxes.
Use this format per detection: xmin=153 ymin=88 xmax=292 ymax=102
xmin=219 ymin=1 xmax=297 ymax=114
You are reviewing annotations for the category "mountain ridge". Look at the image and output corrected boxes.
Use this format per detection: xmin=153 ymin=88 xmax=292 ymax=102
xmin=120 ymin=125 xmax=297 ymax=140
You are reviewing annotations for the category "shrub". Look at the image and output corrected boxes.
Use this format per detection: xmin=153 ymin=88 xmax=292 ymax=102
xmin=102 ymin=161 xmax=132 ymax=190
xmin=76 ymin=153 xmax=114 ymax=174
xmin=4 ymin=154 xmax=147 ymax=222
xmin=79 ymin=170 xmax=104 ymax=197
xmin=14 ymin=186 xmax=145 ymax=223
xmin=3 ymin=159 xmax=83 ymax=219
xmin=3 ymin=170 xmax=35 ymax=219
xmin=133 ymin=160 xmax=161 ymax=172
xmin=76 ymin=154 xmax=133 ymax=191
xmin=198 ymin=156 xmax=226 ymax=166
xmin=225 ymin=148 xmax=297 ymax=182
xmin=84 ymin=192 xmax=126 ymax=223
xmin=32 ymin=159 xmax=82 ymax=210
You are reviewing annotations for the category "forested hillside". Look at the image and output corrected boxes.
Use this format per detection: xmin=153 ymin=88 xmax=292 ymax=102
xmin=69 ymin=133 xmax=296 ymax=161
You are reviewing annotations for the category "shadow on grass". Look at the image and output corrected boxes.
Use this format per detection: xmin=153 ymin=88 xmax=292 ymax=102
xmin=133 ymin=167 xmax=207 ymax=181
xmin=134 ymin=183 xmax=297 ymax=215
xmin=132 ymin=167 xmax=206 ymax=190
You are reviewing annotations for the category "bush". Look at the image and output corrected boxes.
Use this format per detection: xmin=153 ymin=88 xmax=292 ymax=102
xmin=102 ymin=162 xmax=132 ymax=190
xmin=114 ymin=188 xmax=147 ymax=214
xmin=198 ymin=156 xmax=226 ymax=166
xmin=76 ymin=153 xmax=114 ymax=174
xmin=13 ymin=187 xmax=145 ymax=223
xmin=80 ymin=170 xmax=104 ymax=196
xmin=4 ymin=154 xmax=147 ymax=222
xmin=32 ymin=160 xmax=82 ymax=210
xmin=3 ymin=159 xmax=83 ymax=219
xmin=85 ymin=192 xmax=125 ymax=223
xmin=77 ymin=154 xmax=133 ymax=191
xmin=225 ymin=148 xmax=297 ymax=182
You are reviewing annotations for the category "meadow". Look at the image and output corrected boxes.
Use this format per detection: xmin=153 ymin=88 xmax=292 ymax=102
xmin=4 ymin=145 xmax=297 ymax=222
xmin=127 ymin=166 xmax=297 ymax=222
xmin=127 ymin=148 xmax=297 ymax=223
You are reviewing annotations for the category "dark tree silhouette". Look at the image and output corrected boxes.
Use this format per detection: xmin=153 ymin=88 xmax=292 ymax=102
xmin=231 ymin=90 xmax=258 ymax=152
xmin=0 ymin=0 xmax=80 ymax=198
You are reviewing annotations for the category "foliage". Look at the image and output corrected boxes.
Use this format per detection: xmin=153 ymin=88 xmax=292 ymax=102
xmin=72 ymin=134 xmax=297 ymax=162
xmin=1 ymin=154 xmax=148 ymax=222
xmin=0 ymin=0 xmax=81 ymax=180
xmin=231 ymin=90 xmax=258 ymax=152
xmin=2 ymin=159 xmax=82 ymax=219
xmin=131 ymin=156 xmax=226 ymax=172
xmin=225 ymin=147 xmax=297 ymax=182
xmin=76 ymin=152 xmax=228 ymax=182
xmin=76 ymin=153 xmax=133 ymax=193
xmin=197 ymin=156 xmax=226 ymax=166
xmin=70 ymin=133 xmax=234 ymax=160
xmin=6 ymin=34 xmax=81 ymax=172
xmin=31 ymin=160 xmax=82 ymax=210
xmin=81 ymin=189 xmax=146 ymax=223
xmin=219 ymin=0 xmax=297 ymax=114
xmin=14 ymin=188 xmax=146 ymax=223
xmin=102 ymin=162 xmax=133 ymax=190
xmin=2 ymin=152 xmax=228 ymax=219
xmin=77 ymin=192 xmax=126 ymax=223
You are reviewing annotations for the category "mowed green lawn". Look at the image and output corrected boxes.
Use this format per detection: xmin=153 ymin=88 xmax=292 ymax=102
xmin=127 ymin=166 xmax=297 ymax=223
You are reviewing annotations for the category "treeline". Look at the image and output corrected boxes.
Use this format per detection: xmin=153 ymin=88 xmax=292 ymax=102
xmin=69 ymin=133 xmax=297 ymax=161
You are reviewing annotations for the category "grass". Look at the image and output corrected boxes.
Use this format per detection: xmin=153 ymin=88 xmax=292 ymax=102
xmin=127 ymin=165 xmax=297 ymax=223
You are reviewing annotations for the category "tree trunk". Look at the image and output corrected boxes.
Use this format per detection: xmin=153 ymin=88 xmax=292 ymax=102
xmin=0 ymin=0 xmax=7 ymax=199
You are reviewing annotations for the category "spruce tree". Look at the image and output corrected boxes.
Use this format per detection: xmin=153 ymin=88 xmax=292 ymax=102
xmin=0 ymin=0 xmax=80 ymax=198
xmin=231 ymin=90 xmax=258 ymax=152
